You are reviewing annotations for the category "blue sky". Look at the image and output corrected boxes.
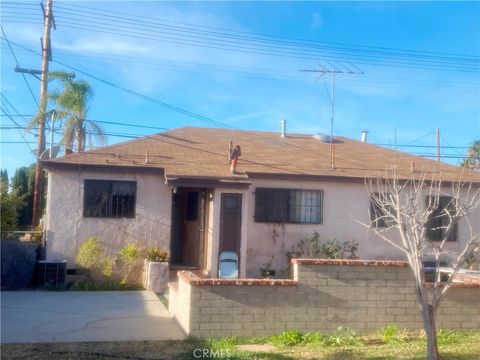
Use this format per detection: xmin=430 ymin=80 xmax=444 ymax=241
xmin=1 ymin=1 xmax=479 ymax=179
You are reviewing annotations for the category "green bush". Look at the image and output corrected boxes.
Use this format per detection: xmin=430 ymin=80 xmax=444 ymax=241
xmin=76 ymin=237 xmax=115 ymax=278
xmin=322 ymin=238 xmax=343 ymax=259
xmin=323 ymin=327 xmax=361 ymax=347
xmin=285 ymin=231 xmax=322 ymax=260
xmin=302 ymin=332 xmax=324 ymax=344
xmin=379 ymin=323 xmax=403 ymax=344
xmin=145 ymin=247 xmax=168 ymax=262
xmin=271 ymin=330 xmax=304 ymax=346
xmin=119 ymin=243 xmax=141 ymax=285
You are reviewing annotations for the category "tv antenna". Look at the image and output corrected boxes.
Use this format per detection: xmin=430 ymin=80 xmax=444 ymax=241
xmin=300 ymin=62 xmax=364 ymax=169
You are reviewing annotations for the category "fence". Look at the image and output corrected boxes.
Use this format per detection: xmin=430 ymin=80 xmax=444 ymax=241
xmin=168 ymin=259 xmax=480 ymax=337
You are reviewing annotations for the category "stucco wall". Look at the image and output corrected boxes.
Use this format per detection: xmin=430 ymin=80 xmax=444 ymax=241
xmin=169 ymin=260 xmax=480 ymax=338
xmin=45 ymin=169 xmax=171 ymax=266
xmin=243 ymin=179 xmax=480 ymax=278
xmin=45 ymin=169 xmax=479 ymax=277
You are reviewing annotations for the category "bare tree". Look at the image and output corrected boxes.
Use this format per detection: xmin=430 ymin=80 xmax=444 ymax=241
xmin=359 ymin=166 xmax=480 ymax=360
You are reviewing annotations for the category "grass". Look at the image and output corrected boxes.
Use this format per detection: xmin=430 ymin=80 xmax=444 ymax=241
xmin=2 ymin=330 xmax=479 ymax=360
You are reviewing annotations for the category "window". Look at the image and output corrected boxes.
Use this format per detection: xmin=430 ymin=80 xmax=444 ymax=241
xmin=84 ymin=180 xmax=136 ymax=218
xmin=426 ymin=196 xmax=457 ymax=241
xmin=369 ymin=193 xmax=397 ymax=228
xmin=254 ymin=188 xmax=323 ymax=224
xmin=186 ymin=191 xmax=199 ymax=221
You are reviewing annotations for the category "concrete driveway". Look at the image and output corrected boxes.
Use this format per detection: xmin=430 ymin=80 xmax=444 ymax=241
xmin=1 ymin=291 xmax=185 ymax=343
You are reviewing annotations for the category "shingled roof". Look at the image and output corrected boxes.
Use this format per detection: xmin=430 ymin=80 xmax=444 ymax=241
xmin=42 ymin=126 xmax=480 ymax=183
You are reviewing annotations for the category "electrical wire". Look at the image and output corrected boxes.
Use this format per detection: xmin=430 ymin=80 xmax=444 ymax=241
xmin=52 ymin=2 xmax=480 ymax=63
xmin=1 ymin=38 xmax=475 ymax=171
xmin=4 ymin=5 xmax=479 ymax=72
xmin=0 ymin=24 xmax=40 ymax=109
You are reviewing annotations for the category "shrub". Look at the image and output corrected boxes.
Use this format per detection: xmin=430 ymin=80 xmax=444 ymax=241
xmin=271 ymin=330 xmax=304 ymax=346
xmin=285 ymin=231 xmax=322 ymax=260
xmin=322 ymin=238 xmax=343 ymax=259
xmin=145 ymin=247 xmax=168 ymax=262
xmin=341 ymin=240 xmax=359 ymax=259
xmin=323 ymin=326 xmax=361 ymax=347
xmin=76 ymin=237 xmax=115 ymax=278
xmin=323 ymin=238 xmax=359 ymax=259
xmin=302 ymin=332 xmax=324 ymax=344
xmin=380 ymin=323 xmax=403 ymax=344
xmin=119 ymin=243 xmax=141 ymax=285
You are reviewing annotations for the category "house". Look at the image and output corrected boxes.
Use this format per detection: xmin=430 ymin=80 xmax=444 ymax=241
xmin=42 ymin=126 xmax=480 ymax=278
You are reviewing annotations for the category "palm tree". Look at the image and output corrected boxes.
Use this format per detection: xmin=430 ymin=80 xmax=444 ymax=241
xmin=29 ymin=75 xmax=107 ymax=153
xmin=51 ymin=78 xmax=107 ymax=152
xmin=461 ymin=140 xmax=480 ymax=170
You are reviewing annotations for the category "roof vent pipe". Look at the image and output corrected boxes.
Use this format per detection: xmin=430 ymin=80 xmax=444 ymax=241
xmin=280 ymin=119 xmax=286 ymax=138
xmin=361 ymin=130 xmax=369 ymax=143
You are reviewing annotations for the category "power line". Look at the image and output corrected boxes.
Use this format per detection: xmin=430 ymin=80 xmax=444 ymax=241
xmin=0 ymin=24 xmax=40 ymax=109
xmin=52 ymin=2 xmax=479 ymax=62
xmin=1 ymin=38 xmax=473 ymax=170
xmin=47 ymin=16 xmax=478 ymax=73
xmin=4 ymin=2 xmax=480 ymax=69
xmin=44 ymin=49 xmax=478 ymax=93
xmin=6 ymin=4 xmax=477 ymax=72
xmin=0 ymin=106 xmax=34 ymax=152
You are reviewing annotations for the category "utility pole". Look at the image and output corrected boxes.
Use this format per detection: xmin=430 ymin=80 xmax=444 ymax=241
xmin=436 ymin=128 xmax=440 ymax=162
xmin=15 ymin=0 xmax=72 ymax=225
xmin=300 ymin=64 xmax=363 ymax=169
xmin=33 ymin=0 xmax=54 ymax=226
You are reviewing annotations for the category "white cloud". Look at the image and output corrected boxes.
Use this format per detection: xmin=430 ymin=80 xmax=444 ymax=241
xmin=310 ymin=12 xmax=324 ymax=29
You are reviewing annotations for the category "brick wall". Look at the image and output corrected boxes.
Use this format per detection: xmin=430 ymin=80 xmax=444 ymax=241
xmin=168 ymin=259 xmax=480 ymax=337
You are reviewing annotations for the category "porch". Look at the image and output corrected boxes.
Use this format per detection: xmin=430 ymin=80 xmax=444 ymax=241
xmin=166 ymin=177 xmax=250 ymax=278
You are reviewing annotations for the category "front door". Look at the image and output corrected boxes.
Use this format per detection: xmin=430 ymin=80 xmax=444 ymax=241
xmin=170 ymin=188 xmax=205 ymax=267
xmin=219 ymin=193 xmax=242 ymax=259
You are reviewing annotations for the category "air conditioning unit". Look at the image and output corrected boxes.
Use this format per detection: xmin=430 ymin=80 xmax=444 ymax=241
xmin=37 ymin=260 xmax=67 ymax=288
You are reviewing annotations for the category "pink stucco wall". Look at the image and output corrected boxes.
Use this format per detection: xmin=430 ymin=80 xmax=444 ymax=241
xmin=45 ymin=169 xmax=171 ymax=265
xmin=45 ymin=170 xmax=479 ymax=277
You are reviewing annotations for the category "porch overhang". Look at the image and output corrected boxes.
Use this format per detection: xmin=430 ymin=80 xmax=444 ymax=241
xmin=166 ymin=176 xmax=251 ymax=189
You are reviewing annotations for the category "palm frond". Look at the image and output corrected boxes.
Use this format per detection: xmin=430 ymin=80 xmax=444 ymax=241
xmin=86 ymin=120 xmax=108 ymax=146
xmin=26 ymin=111 xmax=46 ymax=130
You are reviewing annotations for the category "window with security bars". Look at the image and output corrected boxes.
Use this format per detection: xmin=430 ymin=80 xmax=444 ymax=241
xmin=426 ymin=196 xmax=457 ymax=241
xmin=369 ymin=193 xmax=397 ymax=228
xmin=254 ymin=188 xmax=323 ymax=224
xmin=84 ymin=180 xmax=136 ymax=218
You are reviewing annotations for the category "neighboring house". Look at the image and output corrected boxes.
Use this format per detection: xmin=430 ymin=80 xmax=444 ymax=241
xmin=42 ymin=126 xmax=480 ymax=278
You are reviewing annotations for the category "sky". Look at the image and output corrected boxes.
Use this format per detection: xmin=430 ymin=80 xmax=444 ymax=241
xmin=1 ymin=1 xmax=479 ymax=180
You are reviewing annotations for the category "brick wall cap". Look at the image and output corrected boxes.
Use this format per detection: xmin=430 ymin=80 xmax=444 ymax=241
xmin=177 ymin=271 xmax=297 ymax=286
xmin=291 ymin=258 xmax=409 ymax=267
xmin=424 ymin=282 xmax=480 ymax=289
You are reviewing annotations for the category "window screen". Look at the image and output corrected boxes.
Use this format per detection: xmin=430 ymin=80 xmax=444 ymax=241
xmin=84 ymin=180 xmax=136 ymax=218
xmin=255 ymin=188 xmax=323 ymax=224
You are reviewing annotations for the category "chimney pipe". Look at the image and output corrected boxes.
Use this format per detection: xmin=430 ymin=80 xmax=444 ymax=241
xmin=361 ymin=130 xmax=369 ymax=143
xmin=280 ymin=119 xmax=286 ymax=138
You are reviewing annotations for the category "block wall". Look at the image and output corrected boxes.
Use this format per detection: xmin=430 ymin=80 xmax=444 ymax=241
xmin=169 ymin=260 xmax=480 ymax=337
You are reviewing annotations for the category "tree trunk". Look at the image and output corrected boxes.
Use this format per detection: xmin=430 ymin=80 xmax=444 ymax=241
xmin=76 ymin=127 xmax=83 ymax=153
xmin=422 ymin=303 xmax=441 ymax=360
xmin=415 ymin=280 xmax=441 ymax=360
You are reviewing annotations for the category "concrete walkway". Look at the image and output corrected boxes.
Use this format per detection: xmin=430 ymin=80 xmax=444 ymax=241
xmin=1 ymin=291 xmax=185 ymax=343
